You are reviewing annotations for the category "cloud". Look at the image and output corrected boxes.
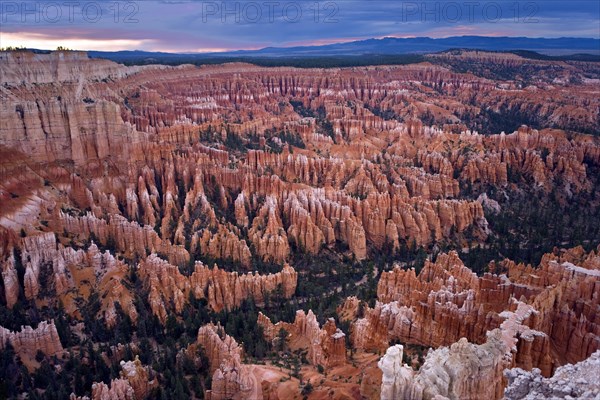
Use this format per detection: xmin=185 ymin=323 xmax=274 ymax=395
xmin=1 ymin=32 xmax=155 ymax=51
xmin=1 ymin=0 xmax=598 ymax=51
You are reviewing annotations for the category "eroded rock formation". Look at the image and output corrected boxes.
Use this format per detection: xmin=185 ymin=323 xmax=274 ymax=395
xmin=504 ymin=350 xmax=600 ymax=400
xmin=350 ymin=248 xmax=599 ymax=373
xmin=0 ymin=321 xmax=64 ymax=361
xmin=362 ymin=246 xmax=600 ymax=399
xmin=1 ymin=50 xmax=599 ymax=399
xmin=73 ymin=356 xmax=157 ymax=400
xmin=198 ymin=323 xmax=261 ymax=400
xmin=258 ymin=310 xmax=346 ymax=367
xmin=139 ymin=254 xmax=297 ymax=322
xmin=379 ymin=301 xmax=550 ymax=400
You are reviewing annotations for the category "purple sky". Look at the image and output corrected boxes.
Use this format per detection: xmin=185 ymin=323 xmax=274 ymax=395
xmin=1 ymin=1 xmax=599 ymax=52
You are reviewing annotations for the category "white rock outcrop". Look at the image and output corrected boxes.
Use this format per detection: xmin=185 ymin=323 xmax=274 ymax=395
xmin=504 ymin=350 xmax=600 ymax=400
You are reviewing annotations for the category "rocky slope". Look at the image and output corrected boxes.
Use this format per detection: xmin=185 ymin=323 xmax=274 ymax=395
xmin=378 ymin=301 xmax=548 ymax=400
xmin=72 ymin=356 xmax=158 ymax=400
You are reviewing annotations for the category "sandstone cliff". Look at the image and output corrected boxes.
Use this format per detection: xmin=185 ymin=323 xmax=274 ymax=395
xmin=350 ymin=248 xmax=598 ymax=375
xmin=1 ymin=51 xmax=600 ymax=400
xmin=7 ymin=52 xmax=597 ymax=269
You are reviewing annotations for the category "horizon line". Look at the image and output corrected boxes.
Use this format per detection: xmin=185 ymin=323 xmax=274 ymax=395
xmin=3 ymin=34 xmax=599 ymax=55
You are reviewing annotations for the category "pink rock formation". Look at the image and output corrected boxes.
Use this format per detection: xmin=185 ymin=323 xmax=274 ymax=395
xmin=74 ymin=356 xmax=157 ymax=400
xmin=258 ymin=310 xmax=346 ymax=367
xmin=379 ymin=301 xmax=550 ymax=400
xmin=139 ymin=254 xmax=297 ymax=322
xmin=248 ymin=197 xmax=290 ymax=263
xmin=1 ymin=49 xmax=600 ymax=400
xmin=0 ymin=321 xmax=64 ymax=360
xmin=197 ymin=324 xmax=261 ymax=400
xmin=350 ymin=247 xmax=600 ymax=399
xmin=0 ymin=228 xmax=19 ymax=308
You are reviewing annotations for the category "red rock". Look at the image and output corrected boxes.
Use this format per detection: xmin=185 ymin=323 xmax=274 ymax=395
xmin=258 ymin=310 xmax=346 ymax=367
xmin=140 ymin=254 xmax=297 ymax=322
xmin=0 ymin=321 xmax=64 ymax=362
xmin=197 ymin=323 xmax=261 ymax=400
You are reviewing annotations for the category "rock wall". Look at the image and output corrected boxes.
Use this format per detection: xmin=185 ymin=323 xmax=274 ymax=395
xmin=8 ymin=52 xmax=598 ymax=268
xmin=1 ymin=233 xmax=137 ymax=326
xmin=367 ymin=247 xmax=600 ymax=399
xmin=351 ymin=248 xmax=599 ymax=374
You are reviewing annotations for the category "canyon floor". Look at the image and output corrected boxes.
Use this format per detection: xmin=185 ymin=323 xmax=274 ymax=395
xmin=0 ymin=50 xmax=599 ymax=399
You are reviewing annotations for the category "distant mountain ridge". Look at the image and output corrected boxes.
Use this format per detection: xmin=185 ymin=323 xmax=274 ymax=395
xmin=216 ymin=36 xmax=600 ymax=57
xmin=85 ymin=36 xmax=600 ymax=62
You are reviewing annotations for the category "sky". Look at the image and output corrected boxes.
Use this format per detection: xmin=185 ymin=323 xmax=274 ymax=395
xmin=1 ymin=0 xmax=599 ymax=52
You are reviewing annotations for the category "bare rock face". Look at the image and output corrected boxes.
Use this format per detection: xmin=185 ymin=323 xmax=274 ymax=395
xmin=504 ymin=350 xmax=600 ymax=400
xmin=57 ymin=212 xmax=190 ymax=267
xmin=0 ymin=321 xmax=64 ymax=361
xmin=140 ymin=254 xmax=297 ymax=322
xmin=351 ymin=251 xmax=494 ymax=352
xmin=117 ymin=357 xmax=158 ymax=400
xmin=356 ymin=248 xmax=600 ymax=399
xmin=1 ymin=50 xmax=600 ymax=400
xmin=197 ymin=323 xmax=261 ymax=400
xmin=20 ymin=232 xmax=69 ymax=299
xmin=258 ymin=310 xmax=346 ymax=367
xmin=1 ymin=233 xmax=137 ymax=327
xmin=193 ymin=225 xmax=252 ymax=268
xmin=388 ymin=336 xmax=507 ymax=400
xmin=0 ymin=51 xmax=152 ymax=166
xmin=497 ymin=247 xmax=600 ymax=365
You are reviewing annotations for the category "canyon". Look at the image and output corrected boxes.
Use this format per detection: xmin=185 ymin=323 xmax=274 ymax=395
xmin=0 ymin=50 xmax=599 ymax=399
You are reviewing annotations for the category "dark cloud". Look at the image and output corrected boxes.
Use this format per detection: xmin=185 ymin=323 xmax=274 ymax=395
xmin=1 ymin=0 xmax=598 ymax=51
